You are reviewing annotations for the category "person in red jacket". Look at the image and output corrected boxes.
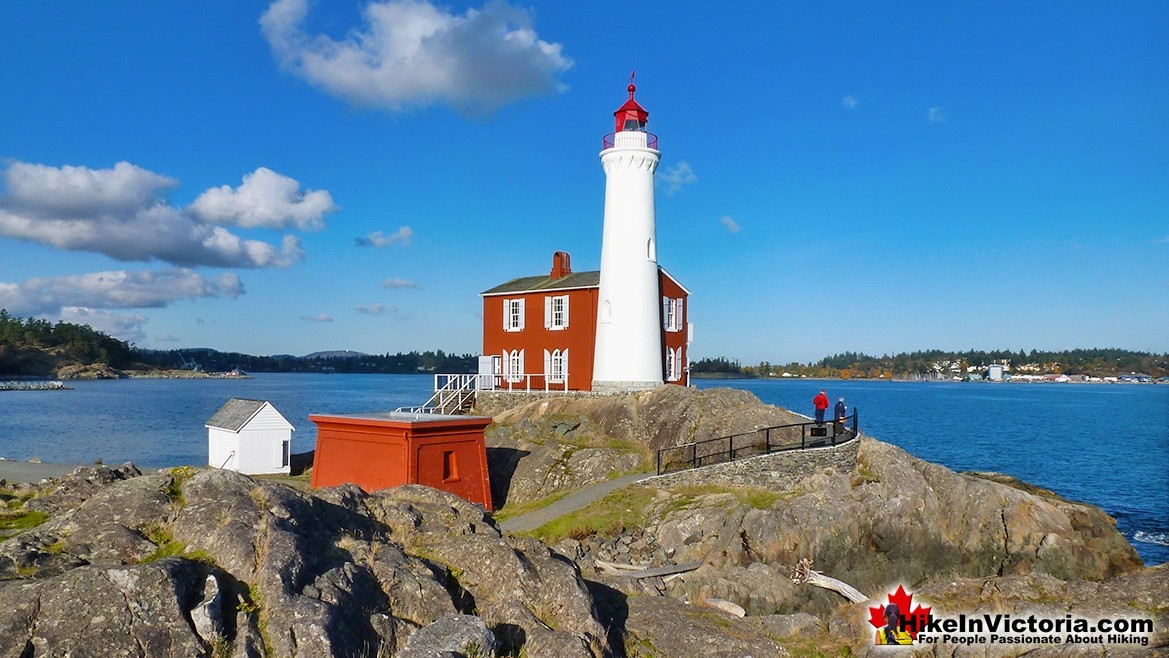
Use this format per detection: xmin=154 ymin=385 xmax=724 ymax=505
xmin=813 ymin=390 xmax=829 ymax=424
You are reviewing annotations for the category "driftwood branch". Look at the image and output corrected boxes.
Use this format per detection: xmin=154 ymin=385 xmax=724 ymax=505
xmin=789 ymin=558 xmax=867 ymax=603
xmin=594 ymin=559 xmax=703 ymax=579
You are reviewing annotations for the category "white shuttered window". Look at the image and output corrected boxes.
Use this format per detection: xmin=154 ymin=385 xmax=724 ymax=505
xmin=504 ymin=298 xmax=525 ymax=332
xmin=544 ymin=295 xmax=569 ymax=330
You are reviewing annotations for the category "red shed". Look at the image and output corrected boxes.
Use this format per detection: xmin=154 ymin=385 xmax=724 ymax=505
xmin=309 ymin=411 xmax=493 ymax=510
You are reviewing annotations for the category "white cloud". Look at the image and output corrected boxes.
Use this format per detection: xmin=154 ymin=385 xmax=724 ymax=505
xmin=658 ymin=161 xmax=697 ymax=196
xmin=381 ymin=277 xmax=419 ymax=289
xmin=928 ymin=106 xmax=947 ymax=123
xmin=188 ymin=167 xmax=336 ymax=230
xmin=57 ymin=307 xmax=149 ymax=343
xmin=720 ymin=215 xmax=741 ymax=234
xmin=357 ymin=226 xmax=413 ymax=247
xmin=842 ymin=95 xmax=858 ymax=109
xmin=2 ymin=161 xmax=176 ymax=218
xmin=0 ymin=161 xmax=317 ymax=268
xmin=0 ymin=269 xmax=243 ymax=317
xmin=260 ymin=0 xmax=573 ymax=114
xmin=301 ymin=313 xmax=333 ymax=322
xmin=356 ymin=303 xmax=398 ymax=314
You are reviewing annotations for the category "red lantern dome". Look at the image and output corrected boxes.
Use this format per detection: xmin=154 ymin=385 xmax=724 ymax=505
xmin=613 ymin=71 xmax=648 ymax=133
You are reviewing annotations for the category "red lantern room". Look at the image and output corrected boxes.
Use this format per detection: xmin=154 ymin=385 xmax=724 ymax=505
xmin=603 ymin=71 xmax=658 ymax=150
xmin=614 ymin=72 xmax=649 ymax=132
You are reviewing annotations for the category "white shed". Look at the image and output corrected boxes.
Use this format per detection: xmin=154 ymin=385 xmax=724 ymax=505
xmin=206 ymin=398 xmax=294 ymax=475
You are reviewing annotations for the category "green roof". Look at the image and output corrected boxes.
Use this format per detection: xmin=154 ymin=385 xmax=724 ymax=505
xmin=481 ymin=270 xmax=600 ymax=296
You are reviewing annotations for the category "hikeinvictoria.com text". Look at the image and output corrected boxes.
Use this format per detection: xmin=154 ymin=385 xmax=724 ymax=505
xmin=905 ymin=612 xmax=1154 ymax=647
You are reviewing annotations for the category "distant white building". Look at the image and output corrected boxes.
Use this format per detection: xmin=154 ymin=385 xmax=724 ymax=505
xmin=206 ymin=398 xmax=294 ymax=475
xmin=988 ymin=364 xmax=1004 ymax=381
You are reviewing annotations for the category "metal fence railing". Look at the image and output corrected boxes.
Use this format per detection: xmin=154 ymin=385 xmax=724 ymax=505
xmin=655 ymin=411 xmax=859 ymax=476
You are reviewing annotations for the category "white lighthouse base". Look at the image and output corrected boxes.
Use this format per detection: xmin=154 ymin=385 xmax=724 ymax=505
xmin=591 ymin=379 xmax=663 ymax=394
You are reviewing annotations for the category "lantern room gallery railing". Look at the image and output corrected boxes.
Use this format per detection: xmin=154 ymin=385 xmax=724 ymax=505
xmin=602 ymin=131 xmax=659 ymax=150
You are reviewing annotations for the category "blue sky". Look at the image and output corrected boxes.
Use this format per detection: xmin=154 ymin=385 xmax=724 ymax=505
xmin=1 ymin=1 xmax=1166 ymax=365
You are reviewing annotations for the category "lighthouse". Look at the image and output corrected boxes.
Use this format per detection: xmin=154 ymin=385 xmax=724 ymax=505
xmin=592 ymin=76 xmax=665 ymax=393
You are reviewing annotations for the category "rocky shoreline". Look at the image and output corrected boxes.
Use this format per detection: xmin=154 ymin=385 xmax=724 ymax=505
xmin=0 ymin=386 xmax=1164 ymax=657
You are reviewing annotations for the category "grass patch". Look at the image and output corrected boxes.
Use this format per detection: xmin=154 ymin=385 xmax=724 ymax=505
xmin=161 ymin=465 xmax=196 ymax=503
xmin=623 ymin=634 xmax=659 ymax=658
xmin=139 ymin=521 xmax=216 ymax=565
xmin=737 ymin=487 xmax=782 ymax=509
xmin=851 ymin=465 xmax=879 ymax=487
xmin=777 ymin=635 xmax=854 ymax=657
xmin=657 ymin=484 xmax=784 ymax=516
xmin=254 ymin=472 xmax=312 ymax=492
xmin=492 ymin=490 xmax=571 ymax=522
xmin=525 ymin=487 xmax=656 ymax=543
xmin=1 ymin=490 xmax=36 ymax=506
xmin=0 ymin=510 xmax=48 ymax=531
xmin=142 ymin=540 xmax=188 ymax=562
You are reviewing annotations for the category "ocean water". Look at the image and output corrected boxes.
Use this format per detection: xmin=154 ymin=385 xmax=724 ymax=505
xmin=0 ymin=374 xmax=1165 ymax=565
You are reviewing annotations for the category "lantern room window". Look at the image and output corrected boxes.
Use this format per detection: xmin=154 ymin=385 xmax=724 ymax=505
xmin=622 ymin=117 xmax=646 ymax=132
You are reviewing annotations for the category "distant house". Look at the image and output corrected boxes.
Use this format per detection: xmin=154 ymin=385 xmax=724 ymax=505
xmin=206 ymin=398 xmax=294 ymax=475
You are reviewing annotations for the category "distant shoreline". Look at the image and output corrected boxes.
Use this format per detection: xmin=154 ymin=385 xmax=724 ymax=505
xmin=690 ymin=374 xmax=1167 ymax=385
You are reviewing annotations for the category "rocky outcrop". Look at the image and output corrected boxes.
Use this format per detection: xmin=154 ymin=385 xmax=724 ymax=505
xmin=2 ymin=387 xmax=1164 ymax=657
xmin=477 ymin=385 xmax=805 ymax=454
xmin=479 ymin=386 xmax=804 ymax=507
xmin=636 ymin=437 xmax=1141 ymax=617
xmin=479 ymin=386 xmax=1162 ymax=654
xmin=0 ymin=466 xmax=609 ymax=658
xmin=485 ymin=415 xmax=644 ymax=507
xmin=55 ymin=363 xmax=125 ymax=379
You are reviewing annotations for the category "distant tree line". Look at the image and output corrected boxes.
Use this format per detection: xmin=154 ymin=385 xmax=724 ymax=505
xmin=136 ymin=348 xmax=477 ymax=374
xmin=688 ymin=356 xmax=743 ymax=375
xmin=0 ymin=309 xmax=136 ymax=368
xmin=1 ymin=310 xmax=477 ymax=376
xmin=719 ymin=348 xmax=1168 ymax=379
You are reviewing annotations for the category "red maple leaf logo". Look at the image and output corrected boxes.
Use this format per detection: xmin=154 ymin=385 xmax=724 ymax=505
xmin=868 ymin=585 xmax=932 ymax=641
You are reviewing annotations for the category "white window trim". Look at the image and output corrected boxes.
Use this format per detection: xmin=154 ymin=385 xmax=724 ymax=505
xmin=504 ymin=298 xmax=525 ymax=332
xmin=544 ymin=294 xmax=569 ymax=330
xmin=504 ymin=349 xmax=525 ymax=383
xmin=663 ymin=297 xmax=684 ymax=332
xmin=544 ymin=348 xmax=568 ymax=384
xmin=666 ymin=346 xmax=684 ymax=381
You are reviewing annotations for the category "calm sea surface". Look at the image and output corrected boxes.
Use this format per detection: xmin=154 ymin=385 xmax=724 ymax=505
xmin=1 ymin=374 xmax=1165 ymax=565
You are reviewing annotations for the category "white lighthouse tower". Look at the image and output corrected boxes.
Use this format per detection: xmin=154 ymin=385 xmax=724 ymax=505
xmin=592 ymin=75 xmax=664 ymax=393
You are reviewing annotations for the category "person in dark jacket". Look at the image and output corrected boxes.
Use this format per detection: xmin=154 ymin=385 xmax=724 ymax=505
xmin=834 ymin=397 xmax=847 ymax=422
xmin=813 ymin=390 xmax=829 ymax=424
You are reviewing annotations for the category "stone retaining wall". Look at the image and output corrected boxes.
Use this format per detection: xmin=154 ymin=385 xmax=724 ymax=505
xmin=476 ymin=390 xmax=611 ymax=408
xmin=641 ymin=437 xmax=860 ymax=491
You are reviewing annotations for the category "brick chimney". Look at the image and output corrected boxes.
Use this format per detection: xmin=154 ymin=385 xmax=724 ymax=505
xmin=550 ymin=251 xmax=572 ymax=279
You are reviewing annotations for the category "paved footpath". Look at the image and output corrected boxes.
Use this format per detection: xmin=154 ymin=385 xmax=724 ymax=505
xmin=499 ymin=472 xmax=654 ymax=533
